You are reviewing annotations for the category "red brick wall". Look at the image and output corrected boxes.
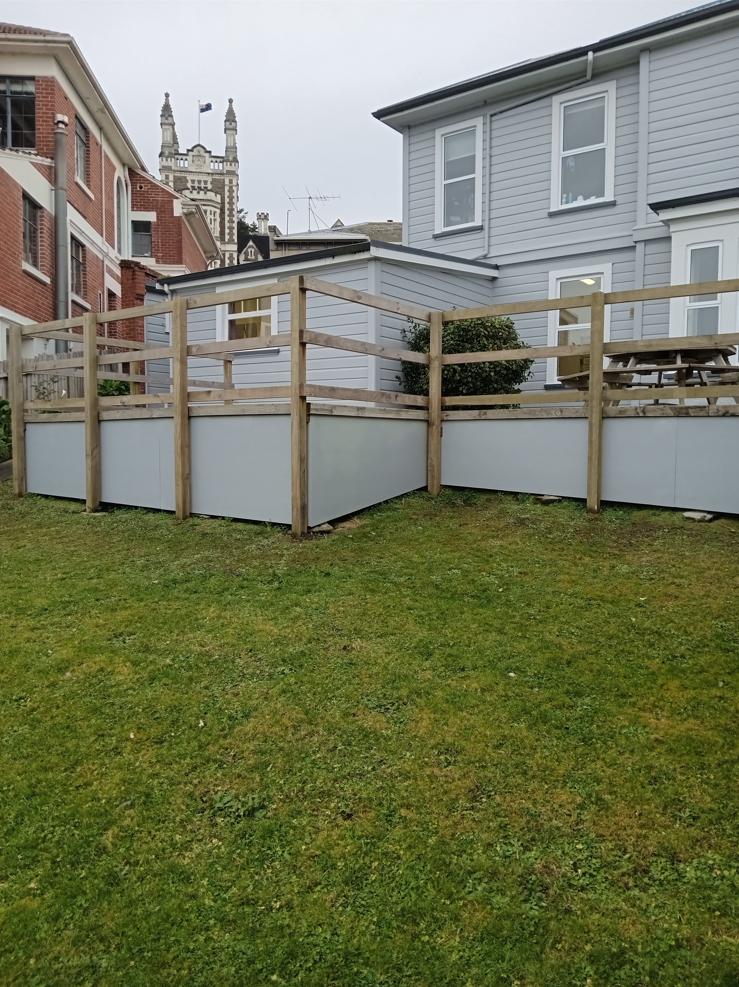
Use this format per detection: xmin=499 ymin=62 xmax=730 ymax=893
xmin=117 ymin=260 xmax=159 ymax=342
xmin=0 ymin=168 xmax=55 ymax=323
xmin=131 ymin=172 xmax=209 ymax=271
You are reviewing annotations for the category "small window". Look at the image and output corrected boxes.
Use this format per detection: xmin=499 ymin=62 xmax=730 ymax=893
xmin=70 ymin=236 xmax=86 ymax=297
xmin=22 ymin=194 xmax=41 ymax=269
xmin=226 ymin=296 xmax=272 ymax=340
xmin=552 ymin=84 xmax=615 ymax=210
xmin=547 ymin=268 xmax=611 ymax=382
xmin=435 ymin=118 xmax=482 ymax=233
xmin=685 ymin=243 xmax=721 ymax=335
xmin=131 ymin=220 xmax=152 ymax=257
xmin=0 ymin=77 xmax=35 ymax=149
xmin=75 ymin=117 xmax=89 ymax=186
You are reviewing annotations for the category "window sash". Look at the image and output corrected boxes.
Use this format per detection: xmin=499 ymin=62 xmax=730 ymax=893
xmin=435 ymin=119 xmax=481 ymax=232
xmin=70 ymin=238 xmax=85 ymax=296
xmin=0 ymin=77 xmax=35 ymax=149
xmin=685 ymin=243 xmax=721 ymax=334
xmin=131 ymin=221 xmax=152 ymax=257
xmin=22 ymin=195 xmax=40 ymax=268
xmin=553 ymin=88 xmax=613 ymax=209
xmin=227 ymin=298 xmax=272 ymax=340
xmin=75 ymin=118 xmax=89 ymax=184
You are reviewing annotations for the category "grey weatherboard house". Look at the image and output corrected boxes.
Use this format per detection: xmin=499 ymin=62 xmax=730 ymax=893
xmin=160 ymin=0 xmax=739 ymax=396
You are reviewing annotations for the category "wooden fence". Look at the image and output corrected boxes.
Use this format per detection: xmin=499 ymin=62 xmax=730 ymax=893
xmin=4 ymin=273 xmax=739 ymax=533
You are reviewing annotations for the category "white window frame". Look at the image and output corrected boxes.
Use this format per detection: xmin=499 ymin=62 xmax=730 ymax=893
xmin=216 ymin=282 xmax=279 ymax=352
xmin=547 ymin=263 xmax=612 ymax=383
xmin=550 ymin=82 xmax=616 ymax=212
xmin=684 ymin=240 xmax=722 ymax=335
xmin=434 ymin=116 xmax=483 ymax=235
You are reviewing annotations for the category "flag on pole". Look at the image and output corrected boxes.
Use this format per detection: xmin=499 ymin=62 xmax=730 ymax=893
xmin=199 ymin=101 xmax=212 ymax=113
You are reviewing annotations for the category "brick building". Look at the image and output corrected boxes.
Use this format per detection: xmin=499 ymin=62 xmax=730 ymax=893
xmin=0 ymin=22 xmax=219 ymax=356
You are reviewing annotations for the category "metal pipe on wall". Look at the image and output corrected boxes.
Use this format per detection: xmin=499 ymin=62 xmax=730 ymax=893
xmin=53 ymin=114 xmax=70 ymax=350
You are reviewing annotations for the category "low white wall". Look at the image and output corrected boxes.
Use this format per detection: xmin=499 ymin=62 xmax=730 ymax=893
xmin=443 ymin=417 xmax=739 ymax=514
xmin=26 ymin=422 xmax=85 ymax=500
xmin=101 ymin=419 xmax=174 ymax=511
xmin=308 ymin=414 xmax=427 ymax=526
xmin=190 ymin=415 xmax=292 ymax=524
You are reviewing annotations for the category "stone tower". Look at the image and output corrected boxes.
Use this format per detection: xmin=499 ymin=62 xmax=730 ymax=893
xmin=158 ymin=94 xmax=239 ymax=267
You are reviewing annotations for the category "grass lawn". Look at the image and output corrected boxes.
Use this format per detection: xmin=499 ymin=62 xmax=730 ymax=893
xmin=0 ymin=481 xmax=737 ymax=986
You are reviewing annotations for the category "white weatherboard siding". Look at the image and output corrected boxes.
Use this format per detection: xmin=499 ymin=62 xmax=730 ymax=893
xmin=641 ymin=237 xmax=672 ymax=339
xmin=377 ymin=262 xmax=496 ymax=390
xmin=489 ymin=63 xmax=639 ymax=262
xmin=406 ymin=109 xmax=488 ymax=258
xmin=648 ymin=23 xmax=739 ymax=203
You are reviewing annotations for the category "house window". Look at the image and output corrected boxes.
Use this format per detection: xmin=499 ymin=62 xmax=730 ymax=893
xmin=547 ymin=266 xmax=611 ymax=382
xmin=685 ymin=243 xmax=721 ymax=334
xmin=0 ymin=77 xmax=35 ymax=149
xmin=551 ymin=83 xmax=615 ymax=210
xmin=226 ymin=296 xmax=273 ymax=340
xmin=434 ymin=118 xmax=482 ymax=233
xmin=115 ymin=177 xmax=126 ymax=254
xmin=22 ymin=194 xmax=41 ymax=269
xmin=70 ymin=236 xmax=86 ymax=297
xmin=131 ymin=220 xmax=152 ymax=257
xmin=75 ymin=117 xmax=89 ymax=186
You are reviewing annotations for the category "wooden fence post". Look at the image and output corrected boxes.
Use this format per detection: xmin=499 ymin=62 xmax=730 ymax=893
xmin=83 ymin=312 xmax=101 ymax=512
xmin=427 ymin=311 xmax=443 ymax=495
xmin=172 ymin=296 xmax=191 ymax=520
xmin=223 ymin=357 xmax=233 ymax=405
xmin=290 ymin=276 xmax=308 ymax=536
xmin=8 ymin=324 xmax=26 ymax=496
xmin=586 ymin=291 xmax=605 ymax=513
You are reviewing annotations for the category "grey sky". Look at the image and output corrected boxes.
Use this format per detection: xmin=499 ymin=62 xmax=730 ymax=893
xmin=6 ymin=0 xmax=702 ymax=233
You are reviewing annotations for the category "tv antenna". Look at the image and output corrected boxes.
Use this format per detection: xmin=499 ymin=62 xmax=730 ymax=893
xmin=283 ymin=187 xmax=340 ymax=232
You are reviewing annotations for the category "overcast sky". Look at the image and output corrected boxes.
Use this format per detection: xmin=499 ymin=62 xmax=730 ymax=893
xmin=7 ymin=0 xmax=701 ymax=232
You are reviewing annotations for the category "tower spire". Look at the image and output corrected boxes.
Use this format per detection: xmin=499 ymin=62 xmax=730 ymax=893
xmin=159 ymin=91 xmax=179 ymax=158
xmin=224 ymin=97 xmax=237 ymax=162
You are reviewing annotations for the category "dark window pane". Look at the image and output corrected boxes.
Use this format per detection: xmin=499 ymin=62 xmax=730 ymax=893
xmin=562 ymin=96 xmax=605 ymax=152
xmin=23 ymin=195 xmax=40 ymax=268
xmin=443 ymin=176 xmax=476 ymax=227
xmin=75 ymin=118 xmax=88 ymax=184
xmin=560 ymin=147 xmax=606 ymax=205
xmin=131 ymin=220 xmax=152 ymax=257
xmin=9 ymin=93 xmax=35 ymax=148
xmin=443 ymin=129 xmax=476 ymax=180
xmin=70 ymin=237 xmax=85 ymax=296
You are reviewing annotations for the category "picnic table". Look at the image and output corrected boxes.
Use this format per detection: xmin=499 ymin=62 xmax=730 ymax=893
xmin=559 ymin=342 xmax=738 ymax=405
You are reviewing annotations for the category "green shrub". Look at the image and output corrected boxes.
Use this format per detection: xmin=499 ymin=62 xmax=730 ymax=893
xmin=0 ymin=398 xmax=10 ymax=462
xmin=98 ymin=379 xmax=130 ymax=397
xmin=400 ymin=316 xmax=533 ymax=399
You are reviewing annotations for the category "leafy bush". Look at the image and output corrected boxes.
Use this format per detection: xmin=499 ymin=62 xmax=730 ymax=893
xmin=400 ymin=316 xmax=533 ymax=399
xmin=98 ymin=379 xmax=130 ymax=397
xmin=0 ymin=398 xmax=10 ymax=462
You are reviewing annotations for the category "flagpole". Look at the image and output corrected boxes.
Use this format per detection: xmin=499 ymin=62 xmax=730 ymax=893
xmin=197 ymin=100 xmax=200 ymax=145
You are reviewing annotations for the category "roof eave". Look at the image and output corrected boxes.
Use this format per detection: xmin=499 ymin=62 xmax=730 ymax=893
xmin=374 ymin=1 xmax=739 ymax=129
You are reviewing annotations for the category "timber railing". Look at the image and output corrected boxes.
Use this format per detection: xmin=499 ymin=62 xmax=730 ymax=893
xmin=4 ymin=274 xmax=738 ymax=533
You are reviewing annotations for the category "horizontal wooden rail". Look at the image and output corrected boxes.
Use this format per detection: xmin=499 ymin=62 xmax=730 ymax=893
xmin=302 ymin=328 xmax=429 ymax=364
xmin=442 ymin=389 xmax=588 ymax=407
xmin=21 ymin=316 xmax=84 ymax=336
xmin=187 ymin=385 xmax=291 ymax=402
xmin=97 ymin=300 xmax=173 ymax=324
xmin=605 ymin=277 xmax=739 ymax=305
xmin=443 ymin=295 xmax=596 ymax=322
xmin=97 ymin=346 xmax=174 ymax=366
xmin=187 ymin=334 xmax=290 ymax=358
xmin=185 ymin=280 xmax=292 ymax=312
xmin=303 ymin=383 xmax=429 ymax=408
xmin=19 ymin=328 xmax=148 ymax=349
xmin=443 ymin=342 xmax=591 ymax=365
xmin=303 ymin=276 xmax=433 ymax=322
xmin=602 ymin=383 xmax=739 ymax=402
xmin=25 ymin=397 xmax=85 ymax=411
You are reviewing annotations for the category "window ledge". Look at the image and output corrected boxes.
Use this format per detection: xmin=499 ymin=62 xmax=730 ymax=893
xmin=432 ymin=224 xmax=483 ymax=240
xmin=131 ymin=255 xmax=154 ymax=262
xmin=70 ymin=292 xmax=91 ymax=311
xmin=75 ymin=176 xmax=95 ymax=200
xmin=548 ymin=199 xmax=616 ymax=217
xmin=22 ymin=261 xmax=51 ymax=285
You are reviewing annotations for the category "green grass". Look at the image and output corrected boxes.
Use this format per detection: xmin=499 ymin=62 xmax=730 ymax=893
xmin=0 ymin=482 xmax=737 ymax=986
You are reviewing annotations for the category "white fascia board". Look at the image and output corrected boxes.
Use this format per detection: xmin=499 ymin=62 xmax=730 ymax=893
xmin=370 ymin=246 xmax=498 ymax=279
xmin=655 ymin=200 xmax=739 ymax=225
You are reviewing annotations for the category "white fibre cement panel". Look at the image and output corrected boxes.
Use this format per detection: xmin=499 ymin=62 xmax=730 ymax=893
xmin=100 ymin=418 xmax=175 ymax=511
xmin=309 ymin=415 xmax=427 ymax=526
xmin=26 ymin=422 xmax=85 ymax=501
xmin=190 ymin=415 xmax=292 ymax=524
